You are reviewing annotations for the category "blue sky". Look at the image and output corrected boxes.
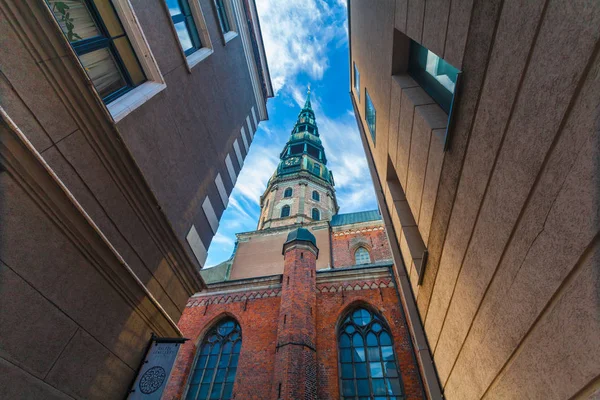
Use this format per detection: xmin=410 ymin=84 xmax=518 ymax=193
xmin=205 ymin=0 xmax=378 ymax=266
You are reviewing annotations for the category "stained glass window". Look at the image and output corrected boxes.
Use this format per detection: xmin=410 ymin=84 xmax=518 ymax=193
xmin=338 ymin=308 xmax=404 ymax=400
xmin=46 ymin=0 xmax=146 ymax=103
xmin=186 ymin=319 xmax=241 ymax=400
xmin=354 ymin=247 xmax=371 ymax=265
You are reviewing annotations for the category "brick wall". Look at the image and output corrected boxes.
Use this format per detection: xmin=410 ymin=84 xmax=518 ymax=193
xmin=331 ymin=224 xmax=393 ymax=268
xmin=164 ymin=268 xmax=424 ymax=400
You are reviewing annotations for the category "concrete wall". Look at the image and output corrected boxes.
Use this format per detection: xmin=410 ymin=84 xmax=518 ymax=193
xmin=349 ymin=0 xmax=600 ymax=398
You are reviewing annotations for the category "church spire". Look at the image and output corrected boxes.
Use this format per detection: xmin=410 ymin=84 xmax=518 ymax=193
xmin=304 ymin=85 xmax=312 ymax=109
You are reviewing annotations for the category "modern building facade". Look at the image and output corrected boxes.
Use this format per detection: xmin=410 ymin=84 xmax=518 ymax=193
xmin=163 ymin=94 xmax=426 ymax=400
xmin=0 ymin=0 xmax=272 ymax=398
xmin=348 ymin=0 xmax=600 ymax=399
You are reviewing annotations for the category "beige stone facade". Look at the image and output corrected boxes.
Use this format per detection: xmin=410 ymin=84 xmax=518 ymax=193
xmin=348 ymin=1 xmax=600 ymax=399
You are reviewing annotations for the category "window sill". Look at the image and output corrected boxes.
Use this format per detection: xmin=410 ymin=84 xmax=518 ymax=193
xmin=188 ymin=47 xmax=214 ymax=69
xmin=224 ymin=31 xmax=238 ymax=43
xmin=108 ymin=81 xmax=166 ymax=123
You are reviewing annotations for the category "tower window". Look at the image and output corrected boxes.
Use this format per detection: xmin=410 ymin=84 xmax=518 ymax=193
xmin=365 ymin=89 xmax=376 ymax=145
xmin=354 ymin=247 xmax=371 ymax=265
xmin=338 ymin=308 xmax=404 ymax=399
xmin=185 ymin=318 xmax=241 ymax=400
xmin=312 ymin=208 xmax=320 ymax=221
xmin=312 ymin=191 xmax=320 ymax=201
xmin=313 ymin=164 xmax=321 ymax=175
xmin=166 ymin=0 xmax=202 ymax=56
xmin=284 ymin=188 xmax=293 ymax=198
xmin=281 ymin=205 xmax=291 ymax=218
xmin=47 ymin=0 xmax=146 ymax=103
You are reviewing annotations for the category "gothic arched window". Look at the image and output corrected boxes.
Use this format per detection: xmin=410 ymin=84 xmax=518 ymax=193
xmin=284 ymin=188 xmax=293 ymax=198
xmin=186 ymin=319 xmax=241 ymax=400
xmin=312 ymin=208 xmax=320 ymax=221
xmin=312 ymin=190 xmax=320 ymax=201
xmin=354 ymin=247 xmax=371 ymax=265
xmin=281 ymin=205 xmax=291 ymax=218
xmin=338 ymin=308 xmax=404 ymax=399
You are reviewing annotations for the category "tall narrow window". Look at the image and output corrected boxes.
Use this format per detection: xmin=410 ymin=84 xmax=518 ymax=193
xmin=186 ymin=319 xmax=241 ymax=400
xmin=47 ymin=0 xmax=146 ymax=103
xmin=313 ymin=164 xmax=321 ymax=176
xmin=354 ymin=247 xmax=371 ymax=265
xmin=215 ymin=0 xmax=231 ymax=33
xmin=338 ymin=308 xmax=404 ymax=399
xmin=281 ymin=205 xmax=291 ymax=218
xmin=365 ymin=89 xmax=376 ymax=145
xmin=408 ymin=40 xmax=459 ymax=113
xmin=312 ymin=190 xmax=320 ymax=202
xmin=353 ymin=62 xmax=360 ymax=98
xmin=284 ymin=188 xmax=293 ymax=198
xmin=166 ymin=0 xmax=202 ymax=55
xmin=312 ymin=208 xmax=320 ymax=221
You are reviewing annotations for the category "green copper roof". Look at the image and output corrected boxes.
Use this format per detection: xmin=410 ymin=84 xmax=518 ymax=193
xmin=330 ymin=210 xmax=382 ymax=226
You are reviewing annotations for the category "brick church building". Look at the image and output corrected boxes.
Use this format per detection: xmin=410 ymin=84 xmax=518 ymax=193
xmin=163 ymin=92 xmax=425 ymax=400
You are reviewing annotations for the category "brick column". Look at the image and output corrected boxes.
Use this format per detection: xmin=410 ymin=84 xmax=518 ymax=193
xmin=272 ymin=228 xmax=318 ymax=400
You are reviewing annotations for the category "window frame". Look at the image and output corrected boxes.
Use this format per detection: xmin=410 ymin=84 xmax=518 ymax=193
xmin=164 ymin=0 xmax=214 ymax=69
xmin=365 ymin=89 xmax=376 ymax=145
xmin=311 ymin=208 xmax=320 ymax=221
xmin=213 ymin=0 xmax=238 ymax=43
xmin=46 ymin=0 xmax=167 ymax=122
xmin=354 ymin=247 xmax=371 ymax=265
xmin=281 ymin=205 xmax=291 ymax=218
xmin=353 ymin=62 xmax=360 ymax=99
xmin=337 ymin=307 xmax=405 ymax=399
xmin=283 ymin=188 xmax=293 ymax=198
xmin=184 ymin=318 xmax=242 ymax=400
xmin=312 ymin=190 xmax=320 ymax=202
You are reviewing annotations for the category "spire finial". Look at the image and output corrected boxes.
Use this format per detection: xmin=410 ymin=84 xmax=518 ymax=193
xmin=304 ymin=84 xmax=312 ymax=109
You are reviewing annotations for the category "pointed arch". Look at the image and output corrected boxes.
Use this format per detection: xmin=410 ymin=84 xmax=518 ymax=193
xmin=185 ymin=317 xmax=242 ymax=400
xmin=354 ymin=246 xmax=371 ymax=265
xmin=337 ymin=305 xmax=404 ymax=399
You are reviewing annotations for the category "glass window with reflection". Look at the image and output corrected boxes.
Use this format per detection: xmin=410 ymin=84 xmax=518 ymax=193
xmin=338 ymin=308 xmax=404 ymax=400
xmin=353 ymin=62 xmax=360 ymax=98
xmin=166 ymin=0 xmax=202 ymax=55
xmin=312 ymin=190 xmax=320 ymax=201
xmin=215 ymin=0 xmax=231 ymax=33
xmin=365 ymin=90 xmax=376 ymax=145
xmin=284 ymin=188 xmax=293 ymax=198
xmin=186 ymin=319 xmax=241 ymax=400
xmin=408 ymin=40 xmax=459 ymax=114
xmin=312 ymin=208 xmax=320 ymax=221
xmin=281 ymin=205 xmax=290 ymax=218
xmin=46 ymin=0 xmax=146 ymax=103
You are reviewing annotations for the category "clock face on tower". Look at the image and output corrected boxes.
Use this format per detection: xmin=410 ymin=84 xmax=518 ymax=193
xmin=283 ymin=157 xmax=300 ymax=167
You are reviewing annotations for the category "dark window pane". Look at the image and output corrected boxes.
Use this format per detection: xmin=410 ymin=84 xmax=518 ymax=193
xmin=366 ymin=333 xmax=378 ymax=346
xmin=210 ymin=383 xmax=222 ymax=399
xmin=226 ymin=367 xmax=237 ymax=382
xmin=354 ymin=362 xmax=367 ymax=378
xmin=186 ymin=384 xmax=199 ymax=400
xmin=197 ymin=355 xmax=208 ymax=369
xmin=356 ymin=379 xmax=370 ymax=396
xmin=207 ymin=355 xmax=218 ymax=368
xmin=368 ymin=347 xmax=380 ymax=361
xmin=339 ymin=334 xmax=351 ymax=348
xmin=215 ymin=368 xmax=226 ymax=383
xmin=340 ymin=349 xmax=352 ymax=363
xmin=222 ymin=383 xmax=233 ymax=399
xmin=229 ymin=354 xmax=239 ymax=366
xmin=352 ymin=333 xmax=364 ymax=347
xmin=372 ymin=323 xmax=382 ymax=332
xmin=380 ymin=332 xmax=392 ymax=346
xmin=341 ymin=363 xmax=353 ymax=378
xmin=201 ymin=344 xmax=210 ymax=355
xmin=384 ymin=362 xmax=398 ymax=378
xmin=218 ymin=355 xmax=229 ymax=368
xmin=223 ymin=342 xmax=232 ymax=354
xmin=352 ymin=309 xmax=371 ymax=326
xmin=190 ymin=366 xmax=204 ymax=384
xmin=342 ymin=380 xmax=355 ymax=396
xmin=372 ymin=378 xmax=386 ymax=395
xmin=198 ymin=383 xmax=210 ymax=399
xmin=388 ymin=378 xmax=403 ymax=395
xmin=233 ymin=341 xmax=241 ymax=354
xmin=202 ymin=369 xmax=214 ymax=383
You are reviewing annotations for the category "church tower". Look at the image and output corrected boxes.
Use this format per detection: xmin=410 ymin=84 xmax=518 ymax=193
xmin=257 ymin=89 xmax=339 ymax=230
